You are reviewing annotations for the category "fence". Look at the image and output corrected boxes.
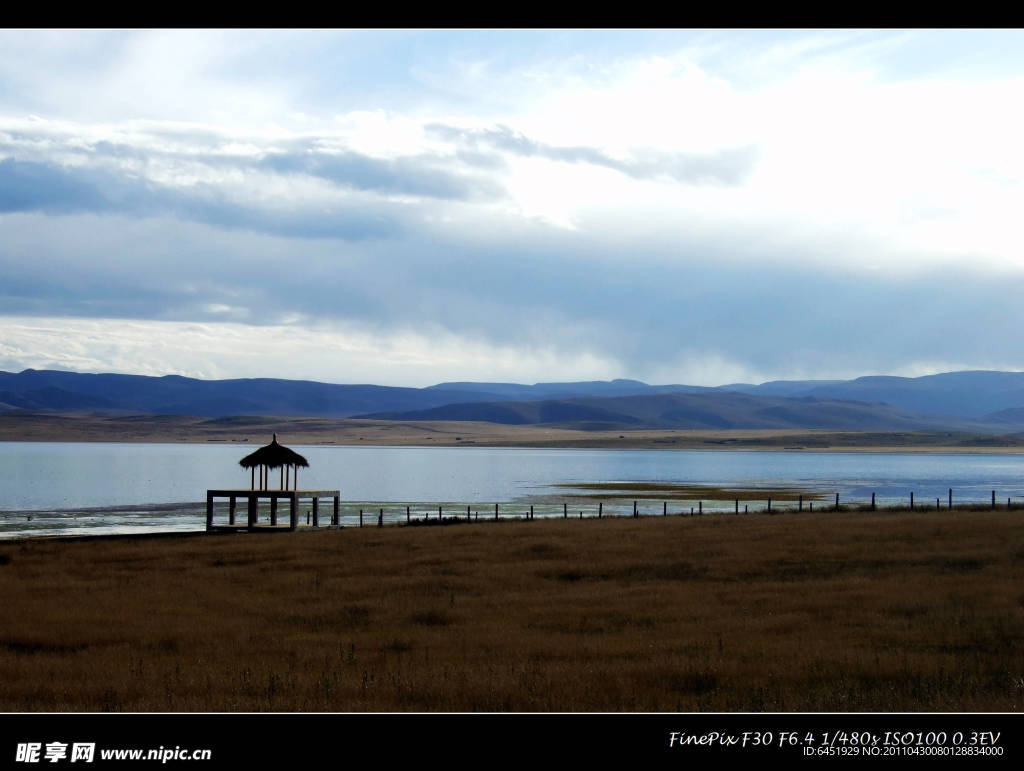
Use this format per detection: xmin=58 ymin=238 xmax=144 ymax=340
xmin=218 ymin=488 xmax=1022 ymax=529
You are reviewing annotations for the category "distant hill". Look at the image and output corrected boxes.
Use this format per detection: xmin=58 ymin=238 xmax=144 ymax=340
xmin=4 ymin=368 xmax=1024 ymax=431
xmin=0 ymin=370 xmax=704 ymax=418
xmin=359 ymin=391 xmax=1006 ymax=432
xmin=0 ymin=370 xmax=476 ymax=418
xmin=426 ymin=379 xmax=707 ymax=400
xmin=777 ymin=371 xmax=1024 ymax=418
xmin=716 ymin=379 xmax=847 ymax=397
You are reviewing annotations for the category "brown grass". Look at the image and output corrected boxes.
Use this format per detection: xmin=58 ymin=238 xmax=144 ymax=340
xmin=4 ymin=412 xmax=1024 ymax=452
xmin=1 ymin=509 xmax=1022 ymax=712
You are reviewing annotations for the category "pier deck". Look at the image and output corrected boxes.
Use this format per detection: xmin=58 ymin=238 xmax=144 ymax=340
xmin=205 ymin=489 xmax=340 ymax=532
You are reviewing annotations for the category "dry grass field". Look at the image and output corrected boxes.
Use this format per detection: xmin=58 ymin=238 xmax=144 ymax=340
xmin=1 ymin=508 xmax=1023 ymax=712
xmin=3 ymin=412 xmax=1024 ymax=452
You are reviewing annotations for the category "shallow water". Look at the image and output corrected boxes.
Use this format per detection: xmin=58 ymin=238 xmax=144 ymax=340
xmin=2 ymin=443 xmax=1023 ymax=538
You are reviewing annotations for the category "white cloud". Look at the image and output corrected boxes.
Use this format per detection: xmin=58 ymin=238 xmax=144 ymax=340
xmin=3 ymin=31 xmax=1024 ymax=384
xmin=0 ymin=317 xmax=621 ymax=387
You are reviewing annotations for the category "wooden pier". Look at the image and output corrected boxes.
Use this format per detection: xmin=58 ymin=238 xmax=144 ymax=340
xmin=206 ymin=489 xmax=341 ymax=532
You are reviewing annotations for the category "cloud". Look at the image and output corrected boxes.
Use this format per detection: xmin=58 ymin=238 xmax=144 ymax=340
xmin=3 ymin=202 xmax=1023 ymax=388
xmin=259 ymin=148 xmax=505 ymax=200
xmin=2 ymin=31 xmax=1024 ymax=387
xmin=426 ymin=123 xmax=758 ymax=185
xmin=0 ymin=152 xmax=408 ymax=241
xmin=0 ymin=316 xmax=621 ymax=387
xmin=0 ymin=158 xmax=119 ymax=214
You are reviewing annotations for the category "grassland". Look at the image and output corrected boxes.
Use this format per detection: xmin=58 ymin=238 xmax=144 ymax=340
xmin=1 ymin=507 xmax=1022 ymax=712
xmin=3 ymin=411 xmax=1024 ymax=452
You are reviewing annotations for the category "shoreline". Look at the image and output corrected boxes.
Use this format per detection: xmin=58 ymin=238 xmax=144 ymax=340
xmin=5 ymin=496 xmax=1024 ymax=543
xmin=2 ymin=413 xmax=1024 ymax=453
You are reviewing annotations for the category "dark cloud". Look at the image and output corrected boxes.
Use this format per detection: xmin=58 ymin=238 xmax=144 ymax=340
xmin=4 ymin=206 xmax=1020 ymax=382
xmin=0 ymin=157 xmax=407 ymax=241
xmin=0 ymin=130 xmax=507 ymax=206
xmin=259 ymin=150 xmax=505 ymax=201
xmin=168 ymin=186 xmax=405 ymax=241
xmin=425 ymin=123 xmax=759 ymax=185
xmin=0 ymin=159 xmax=117 ymax=214
xmin=0 ymin=213 xmax=392 ymax=322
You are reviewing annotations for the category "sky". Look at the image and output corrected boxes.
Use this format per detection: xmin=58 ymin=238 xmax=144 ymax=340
xmin=2 ymin=29 xmax=1024 ymax=388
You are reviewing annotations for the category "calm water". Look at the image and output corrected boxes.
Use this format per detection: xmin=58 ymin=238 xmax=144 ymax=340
xmin=2 ymin=442 xmax=1024 ymax=538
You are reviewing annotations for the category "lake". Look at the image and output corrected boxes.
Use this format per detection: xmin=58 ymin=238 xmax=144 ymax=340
xmin=2 ymin=442 xmax=1024 ymax=538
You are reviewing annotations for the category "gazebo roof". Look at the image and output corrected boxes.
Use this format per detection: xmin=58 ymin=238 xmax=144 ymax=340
xmin=238 ymin=434 xmax=309 ymax=470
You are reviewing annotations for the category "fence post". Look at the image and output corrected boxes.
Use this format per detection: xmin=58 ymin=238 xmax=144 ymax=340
xmin=530 ymin=505 xmax=534 ymax=521
xmin=799 ymin=495 xmax=803 ymax=512
xmin=767 ymin=498 xmax=772 ymax=513
xmin=835 ymin=493 xmax=839 ymax=510
xmin=468 ymin=505 xmax=471 ymax=522
xmin=564 ymin=503 xmax=567 ymax=519
xmin=495 ymin=503 xmax=499 ymax=521
xmin=598 ymin=502 xmax=602 ymax=518
xmin=359 ymin=509 xmax=363 ymax=527
xmin=633 ymin=500 xmax=638 ymax=518
xmin=378 ymin=508 xmax=383 ymax=528
xmin=871 ymin=492 xmax=876 ymax=511
xmin=949 ymin=488 xmax=953 ymax=509
xmin=699 ymin=501 xmax=702 ymax=515
xmin=992 ymin=490 xmax=996 ymax=509
xmin=663 ymin=501 xmax=667 ymax=516
xmin=910 ymin=491 xmax=914 ymax=510
xmin=407 ymin=505 xmax=410 ymax=523
xmin=735 ymin=499 xmax=739 ymax=514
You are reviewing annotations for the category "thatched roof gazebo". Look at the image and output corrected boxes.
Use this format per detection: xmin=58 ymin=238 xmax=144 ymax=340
xmin=239 ymin=433 xmax=309 ymax=491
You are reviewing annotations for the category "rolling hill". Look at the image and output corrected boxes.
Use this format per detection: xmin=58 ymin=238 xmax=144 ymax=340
xmin=358 ymin=391 xmax=1007 ymax=432
xmin=5 ymin=368 xmax=1024 ymax=432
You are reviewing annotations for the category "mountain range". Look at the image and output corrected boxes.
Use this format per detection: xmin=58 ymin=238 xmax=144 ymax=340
xmin=4 ymin=368 xmax=1024 ymax=432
